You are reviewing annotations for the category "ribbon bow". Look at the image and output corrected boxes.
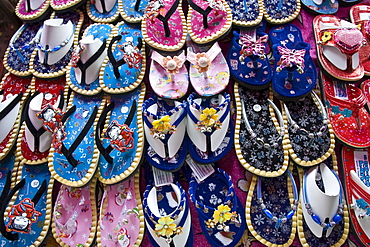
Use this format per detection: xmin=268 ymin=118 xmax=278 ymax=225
xmin=239 ymin=34 xmax=268 ymax=61
xmin=276 ymin=46 xmax=306 ymax=74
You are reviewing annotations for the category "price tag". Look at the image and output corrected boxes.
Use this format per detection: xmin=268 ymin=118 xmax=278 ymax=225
xmin=186 ymin=155 xmax=215 ymax=182
xmin=333 ymin=81 xmax=348 ymax=100
xmin=360 ymin=13 xmax=370 ymax=21
xmin=354 ymin=150 xmax=369 ymax=186
xmin=153 ymin=167 xmax=173 ymax=187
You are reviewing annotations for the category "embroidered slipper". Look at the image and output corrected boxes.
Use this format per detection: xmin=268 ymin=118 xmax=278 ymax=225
xmin=98 ymin=171 xmax=144 ymax=247
xmin=234 ymin=84 xmax=289 ymax=177
xmin=149 ymin=50 xmax=189 ymax=99
xmin=301 ymin=0 xmax=338 ymax=15
xmin=187 ymin=92 xmax=233 ymax=164
xmin=142 ymin=96 xmax=188 ymax=171
xmin=281 ymin=91 xmax=335 ymax=167
xmin=120 ymin=0 xmax=148 ymax=23
xmin=225 ymin=0 xmax=263 ymax=27
xmin=17 ymin=76 xmax=67 ymax=165
xmin=313 ymin=15 xmax=364 ymax=82
xmin=15 ymin=0 xmax=51 ymax=22
xmin=96 ymin=84 xmax=145 ymax=184
xmin=297 ymin=155 xmax=350 ymax=247
xmin=52 ymin=176 xmax=97 ymax=247
xmin=342 ymin=147 xmax=370 ymax=246
xmin=187 ymin=40 xmax=230 ymax=97
xmin=29 ymin=10 xmax=84 ymax=79
xmin=261 ymin=0 xmax=300 ymax=24
xmin=48 ymin=92 xmax=106 ymax=187
xmin=51 ymin=0 xmax=86 ymax=12
xmin=100 ymin=21 xmax=146 ymax=94
xmin=3 ymin=22 xmax=44 ymax=77
xmin=270 ymin=24 xmax=317 ymax=101
xmin=0 ymin=73 xmax=31 ymax=161
xmin=87 ymin=0 xmax=121 ymax=23
xmin=321 ymin=74 xmax=370 ymax=148
xmin=0 ymin=162 xmax=53 ymax=247
xmin=227 ymin=29 xmax=272 ymax=90
xmin=189 ymin=168 xmax=246 ymax=247
xmin=67 ymin=23 xmax=114 ymax=96
xmin=141 ymin=0 xmax=186 ymax=51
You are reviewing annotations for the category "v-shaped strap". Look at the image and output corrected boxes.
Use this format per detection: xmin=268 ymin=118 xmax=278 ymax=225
xmin=135 ymin=0 xmax=141 ymax=11
xmin=188 ymin=0 xmax=212 ymax=29
xmin=0 ymin=92 xmax=23 ymax=122
xmin=156 ymin=0 xmax=179 ymax=37
xmin=26 ymin=0 xmax=31 ymax=11
xmin=99 ymin=0 xmax=108 ymax=12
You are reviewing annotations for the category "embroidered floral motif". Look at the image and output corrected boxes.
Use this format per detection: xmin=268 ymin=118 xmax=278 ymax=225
xmin=195 ymin=53 xmax=211 ymax=73
xmin=117 ymin=37 xmax=143 ymax=70
xmin=163 ymin=55 xmax=183 ymax=75
xmin=104 ymin=120 xmax=134 ymax=152
xmin=70 ymin=44 xmax=85 ymax=67
xmin=321 ymin=31 xmax=332 ymax=43
xmin=205 ymin=204 xmax=239 ymax=232
xmin=196 ymin=108 xmax=222 ymax=133
xmin=239 ymin=34 xmax=268 ymax=61
xmin=150 ymin=115 xmax=177 ymax=139
xmin=154 ymin=216 xmax=183 ymax=241
xmin=213 ymin=204 xmax=233 ymax=224
xmin=276 ymin=46 xmax=305 ymax=74
xmin=144 ymin=0 xmax=165 ymax=21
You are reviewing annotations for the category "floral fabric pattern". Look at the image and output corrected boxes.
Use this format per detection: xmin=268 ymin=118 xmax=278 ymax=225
xmin=264 ymin=0 xmax=298 ymax=20
xmin=226 ymin=0 xmax=260 ymax=23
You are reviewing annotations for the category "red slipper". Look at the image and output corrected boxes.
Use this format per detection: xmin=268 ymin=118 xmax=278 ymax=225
xmin=362 ymin=79 xmax=370 ymax=108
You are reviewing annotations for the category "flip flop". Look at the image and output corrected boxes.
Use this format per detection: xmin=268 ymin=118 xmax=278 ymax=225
xmin=98 ymin=171 xmax=144 ymax=247
xmin=67 ymin=23 xmax=114 ymax=96
xmin=225 ymin=0 xmax=263 ymax=27
xmin=120 ymin=0 xmax=148 ymax=23
xmin=51 ymin=0 xmax=86 ymax=12
xmin=234 ymin=84 xmax=289 ymax=177
xmin=96 ymin=84 xmax=145 ymax=184
xmin=313 ymin=15 xmax=364 ymax=82
xmin=100 ymin=21 xmax=146 ymax=94
xmin=86 ymin=0 xmax=121 ymax=23
xmin=47 ymin=92 xmax=106 ymax=187
xmin=52 ymin=176 xmax=97 ymax=247
xmin=15 ymin=0 xmax=51 ymax=22
xmin=0 ymin=73 xmax=31 ymax=161
xmin=29 ymin=10 xmax=84 ymax=79
xmin=301 ymin=0 xmax=338 ymax=15
xmin=262 ymin=0 xmax=300 ymax=24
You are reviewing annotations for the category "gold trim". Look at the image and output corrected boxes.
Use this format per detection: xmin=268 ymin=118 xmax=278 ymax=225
xmin=51 ymin=0 xmax=84 ymax=11
xmin=15 ymin=0 xmax=50 ymax=22
xmin=262 ymin=0 xmax=301 ymax=24
xmin=232 ymin=0 xmax=264 ymax=27
xmin=3 ymin=46 xmax=33 ymax=77
xmin=86 ymin=0 xmax=120 ymax=23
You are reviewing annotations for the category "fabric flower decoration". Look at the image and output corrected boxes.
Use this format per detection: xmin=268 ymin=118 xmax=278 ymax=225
xmin=321 ymin=32 xmax=332 ymax=43
xmin=195 ymin=53 xmax=211 ymax=73
xmin=212 ymin=204 xmax=232 ymax=224
xmin=155 ymin=216 xmax=182 ymax=237
xmin=152 ymin=115 xmax=171 ymax=132
xmin=163 ymin=56 xmax=183 ymax=75
xmin=200 ymin=108 xmax=218 ymax=127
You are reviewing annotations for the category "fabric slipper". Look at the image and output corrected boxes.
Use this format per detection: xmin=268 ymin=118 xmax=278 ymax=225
xmin=52 ymin=176 xmax=97 ymax=247
xmin=98 ymin=171 xmax=144 ymax=247
xmin=48 ymin=92 xmax=106 ymax=187
xmin=187 ymin=40 xmax=229 ymax=97
xmin=234 ymin=84 xmax=289 ymax=177
xmin=87 ymin=0 xmax=121 ymax=23
xmin=51 ymin=0 xmax=86 ymax=12
xmin=30 ymin=10 xmax=84 ymax=79
xmin=149 ymin=50 xmax=189 ymax=99
xmin=67 ymin=23 xmax=114 ymax=96
xmin=0 ymin=73 xmax=31 ymax=161
xmin=321 ymin=73 xmax=370 ymax=148
xmin=141 ymin=0 xmax=186 ymax=52
xmin=270 ymin=24 xmax=317 ymax=101
xmin=0 ymin=162 xmax=53 ymax=247
xmin=187 ymin=0 xmax=232 ymax=45
xmin=120 ymin=0 xmax=148 ymax=23
xmin=15 ymin=0 xmax=51 ymax=22
xmin=96 ymin=84 xmax=145 ymax=184
xmin=187 ymin=92 xmax=233 ymax=164
xmin=301 ymin=0 xmax=338 ymax=15
xmin=225 ymin=0 xmax=263 ymax=27
xmin=3 ymin=22 xmax=44 ymax=77
xmin=297 ymin=154 xmax=350 ymax=247
xmin=100 ymin=21 xmax=146 ymax=94
xmin=228 ymin=29 xmax=272 ymax=90
xmin=261 ymin=0 xmax=300 ymax=24
xmin=313 ymin=15 xmax=364 ymax=82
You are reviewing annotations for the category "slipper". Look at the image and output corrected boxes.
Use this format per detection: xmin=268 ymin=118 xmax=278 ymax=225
xmin=96 ymin=84 xmax=145 ymax=184
xmin=18 ymin=76 xmax=67 ymax=165
xmin=362 ymin=79 xmax=370 ymax=109
xmin=297 ymin=155 xmax=350 ymax=246
xmin=0 ymin=73 xmax=31 ymax=161
xmin=120 ymin=0 xmax=148 ymax=23
xmin=86 ymin=0 xmax=121 ymax=23
xmin=225 ymin=0 xmax=263 ymax=27
xmin=313 ymin=15 xmax=364 ymax=82
xmin=3 ymin=22 xmax=44 ymax=77
xmin=301 ymin=0 xmax=338 ymax=15
xmin=227 ymin=29 xmax=272 ymax=90
xmin=0 ymin=162 xmax=53 ymax=247
xmin=100 ymin=21 xmax=146 ymax=94
xmin=67 ymin=23 xmax=114 ymax=96
xmin=47 ymin=92 xmax=106 ymax=187
xmin=342 ymin=147 xmax=370 ymax=246
xmin=234 ymin=84 xmax=289 ymax=177
xmin=98 ymin=171 xmax=144 ymax=247
xmin=270 ymin=24 xmax=317 ymax=101
xmin=30 ymin=10 xmax=84 ymax=79
xmin=187 ymin=0 xmax=232 ymax=45
xmin=15 ymin=0 xmax=51 ymax=22
xmin=141 ymin=0 xmax=186 ymax=51
xmin=187 ymin=40 xmax=230 ymax=97
xmin=149 ymin=50 xmax=189 ymax=99
xmin=52 ymin=176 xmax=97 ymax=247
xmin=189 ymin=168 xmax=246 ymax=247
xmin=321 ymin=73 xmax=370 ymax=148
xmin=187 ymin=92 xmax=234 ymax=164
xmin=261 ymin=0 xmax=301 ymax=24
xmin=143 ymin=96 xmax=188 ymax=171
xmin=282 ymin=91 xmax=335 ymax=167
xmin=246 ymin=167 xmax=298 ymax=246
xmin=51 ymin=0 xmax=86 ymax=12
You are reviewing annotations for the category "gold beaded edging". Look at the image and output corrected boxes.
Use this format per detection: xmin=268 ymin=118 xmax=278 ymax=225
xmin=245 ymin=164 xmax=297 ymax=247
xmin=97 ymin=83 xmax=145 ymax=184
xmin=262 ymin=0 xmax=301 ymax=25
xmin=234 ymin=83 xmax=289 ymax=177
xmin=67 ymin=23 xmax=114 ymax=96
xmin=15 ymin=0 xmax=50 ymax=22
xmin=232 ymin=0 xmax=263 ymax=28
xmin=50 ymin=0 xmax=84 ymax=11
xmin=86 ymin=0 xmax=120 ymax=23
xmin=187 ymin=0 xmax=232 ymax=45
xmin=29 ymin=10 xmax=84 ymax=79
xmin=3 ymin=45 xmax=33 ymax=77
xmin=120 ymin=0 xmax=143 ymax=24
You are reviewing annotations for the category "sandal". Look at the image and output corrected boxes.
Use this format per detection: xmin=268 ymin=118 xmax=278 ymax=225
xmin=120 ymin=0 xmax=148 ymax=23
xmin=226 ymin=0 xmax=263 ymax=27
xmin=262 ymin=0 xmax=300 ymax=24
xmin=87 ymin=0 xmax=121 ymax=23
xmin=15 ymin=0 xmax=51 ymax=22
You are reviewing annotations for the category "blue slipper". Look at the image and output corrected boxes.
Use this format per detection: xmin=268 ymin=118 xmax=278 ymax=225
xmin=87 ymin=0 xmax=120 ymax=23
xmin=301 ymin=0 xmax=338 ymax=14
xmin=120 ymin=0 xmax=148 ymax=23
xmin=100 ymin=21 xmax=145 ymax=94
xmin=67 ymin=23 xmax=113 ymax=96
xmin=262 ymin=0 xmax=300 ymax=24
xmin=270 ymin=24 xmax=317 ymax=101
xmin=225 ymin=0 xmax=263 ymax=27
xmin=96 ymin=84 xmax=145 ymax=184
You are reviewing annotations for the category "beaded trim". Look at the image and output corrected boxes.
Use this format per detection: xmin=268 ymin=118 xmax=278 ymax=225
xmin=35 ymin=25 xmax=75 ymax=53
xmin=9 ymin=24 xmax=37 ymax=52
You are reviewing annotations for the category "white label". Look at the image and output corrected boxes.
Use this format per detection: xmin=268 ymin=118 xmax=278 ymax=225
xmin=322 ymin=17 xmax=330 ymax=21
xmin=153 ymin=167 xmax=173 ymax=187
xmin=186 ymin=155 xmax=215 ymax=183
xmin=333 ymin=81 xmax=348 ymax=100
xmin=360 ymin=13 xmax=370 ymax=21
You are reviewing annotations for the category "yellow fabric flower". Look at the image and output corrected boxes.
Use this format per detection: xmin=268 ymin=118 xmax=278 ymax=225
xmin=199 ymin=108 xmax=218 ymax=127
xmin=155 ymin=216 xmax=177 ymax=237
xmin=152 ymin=115 xmax=171 ymax=132
xmin=213 ymin=204 xmax=232 ymax=224
xmin=321 ymin=31 xmax=332 ymax=43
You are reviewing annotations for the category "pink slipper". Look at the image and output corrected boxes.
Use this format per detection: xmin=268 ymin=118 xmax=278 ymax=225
xmin=15 ymin=0 xmax=51 ymax=22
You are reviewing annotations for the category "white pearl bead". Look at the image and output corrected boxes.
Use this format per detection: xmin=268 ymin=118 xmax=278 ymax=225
xmin=166 ymin=59 xmax=177 ymax=70
xmin=198 ymin=57 xmax=209 ymax=68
